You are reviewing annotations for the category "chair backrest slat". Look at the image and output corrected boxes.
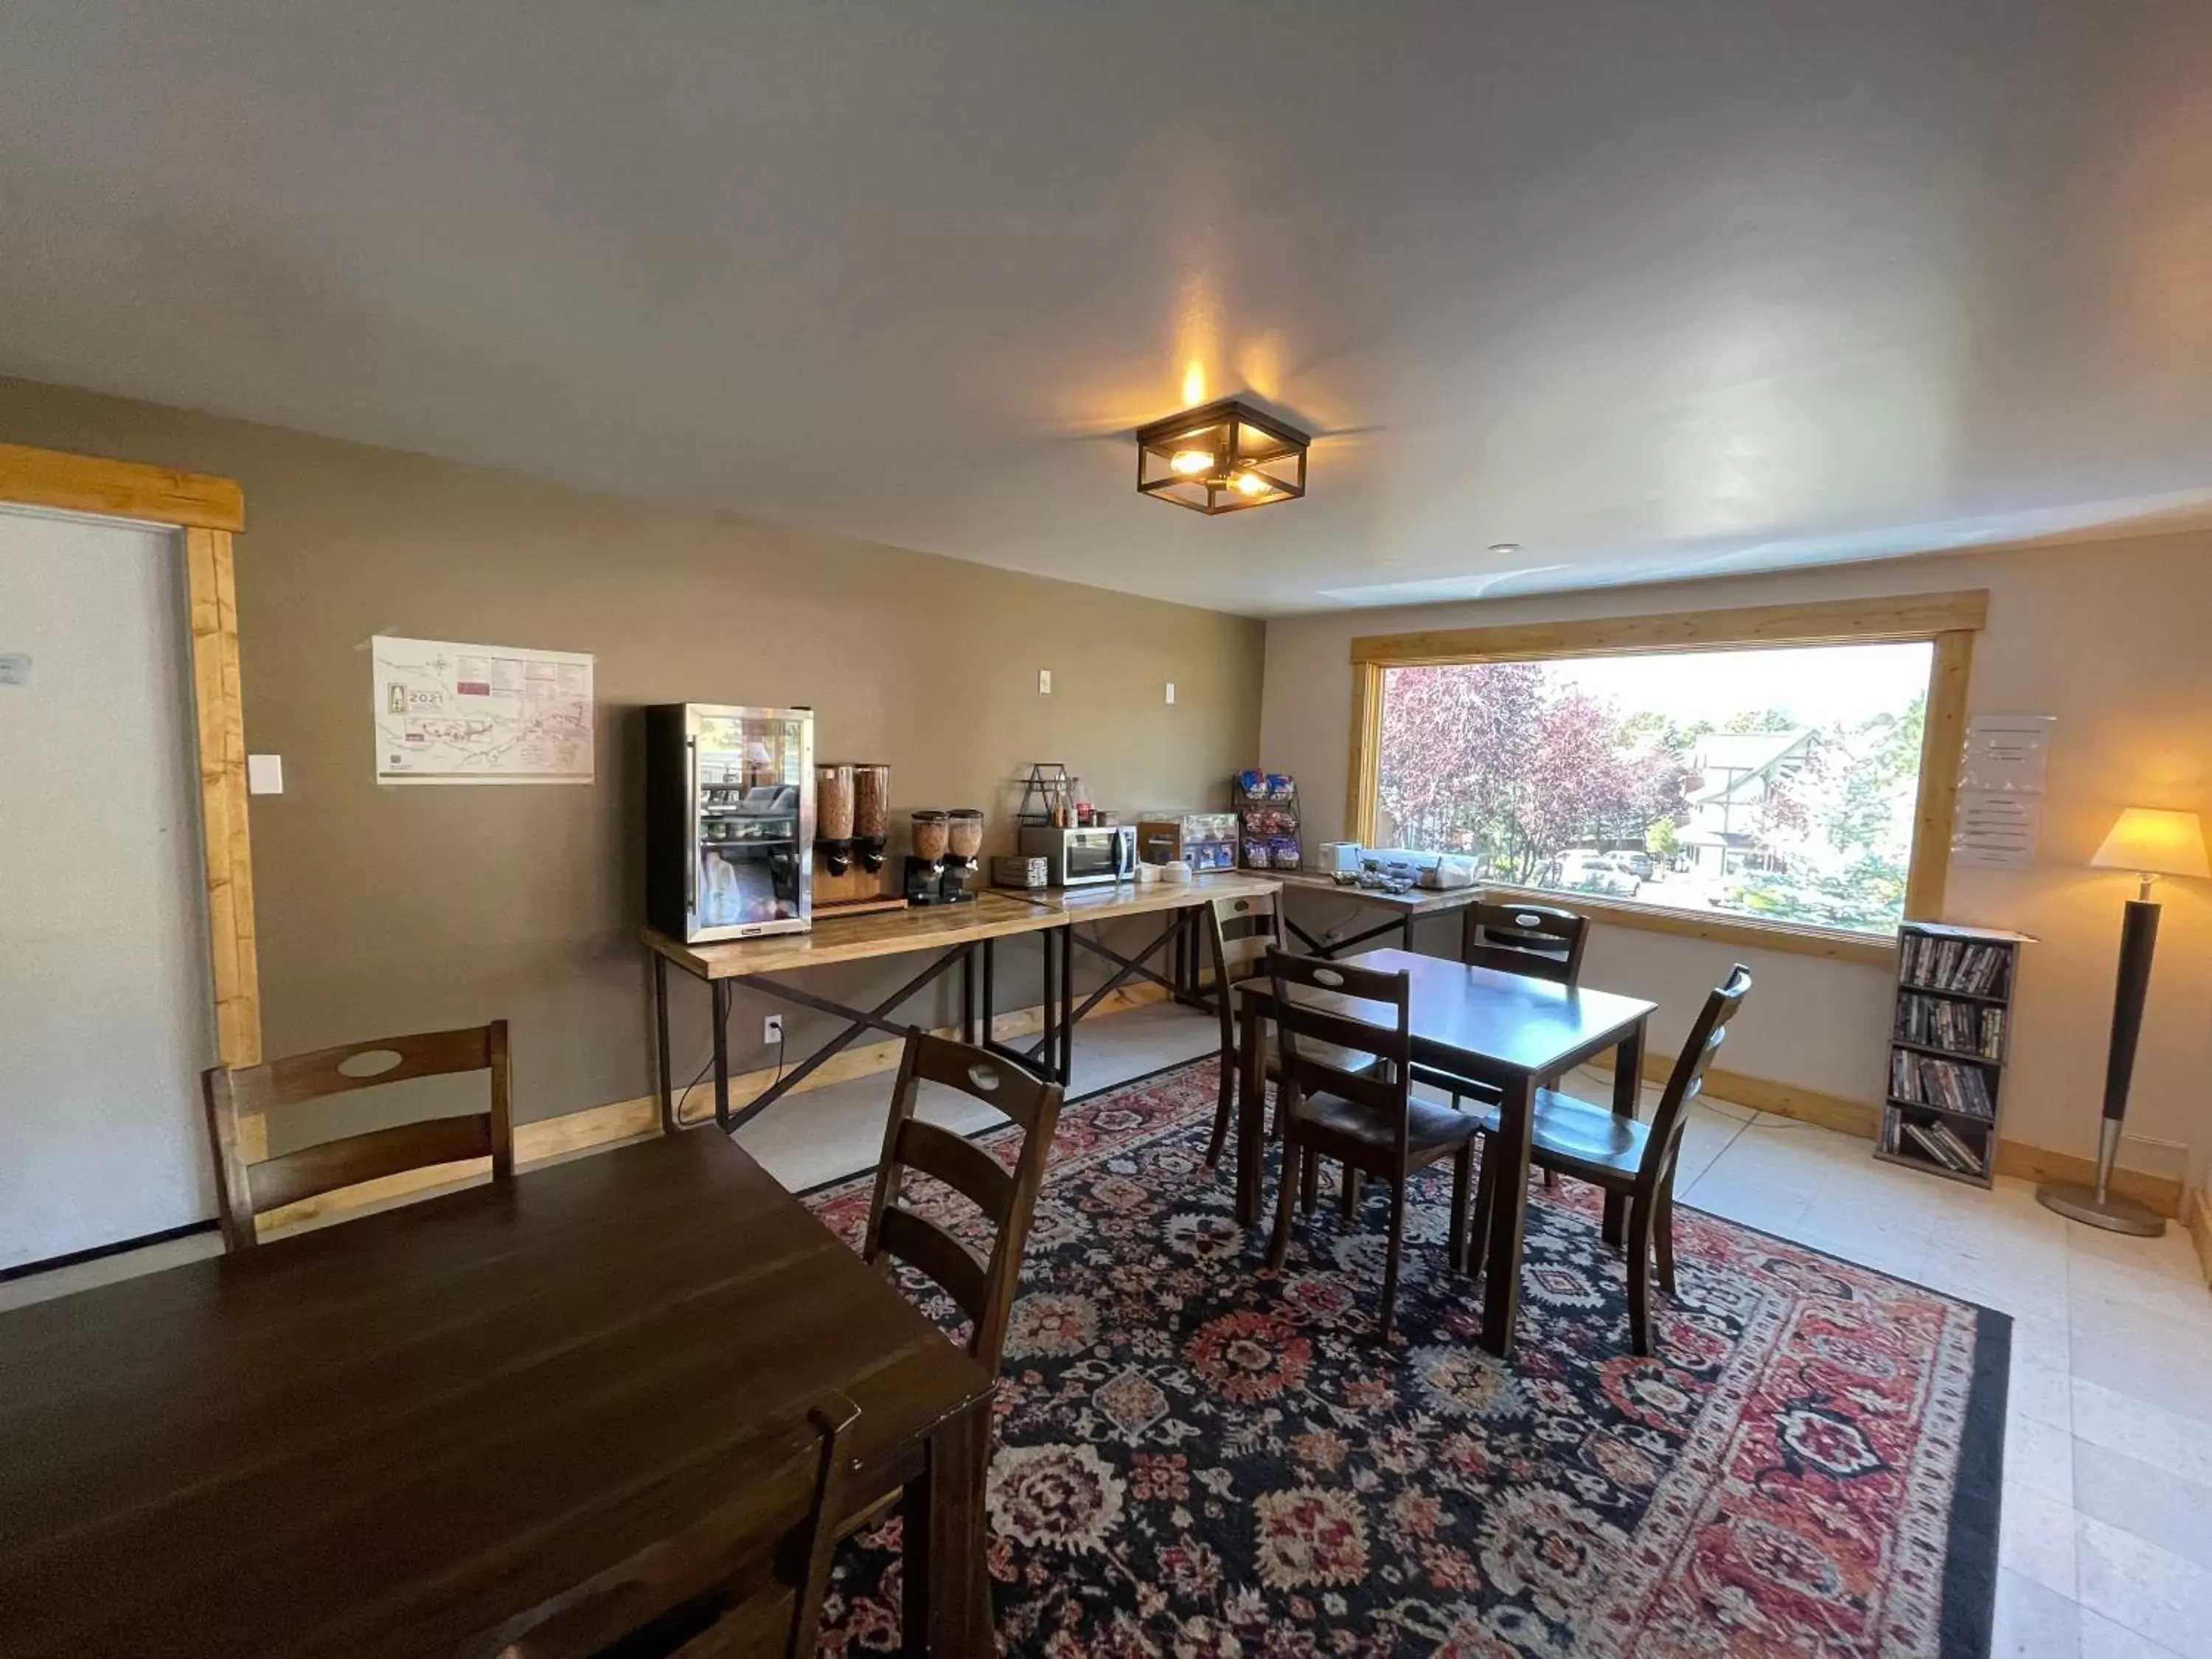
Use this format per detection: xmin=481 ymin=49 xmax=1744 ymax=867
xmin=201 ymin=1020 xmax=512 ymax=1251
xmin=1462 ymin=900 xmax=1590 ymax=985
xmin=1642 ymin=965 xmax=1753 ymax=1172
xmin=246 ymin=1114 xmax=495 ymax=1215
xmin=1204 ymin=892 xmax=1283 ymax=1054
xmin=873 ymin=1208 xmax=990 ymax=1326
xmin=891 ymin=1117 xmax=1018 ymax=1222
xmin=227 ymin=1024 xmax=499 ymax=1111
xmin=900 ymin=1035 xmax=1058 ymax=1133
xmin=863 ymin=1030 xmax=1065 ymax=1374
xmin=1266 ymin=949 xmax=1414 ymax=1150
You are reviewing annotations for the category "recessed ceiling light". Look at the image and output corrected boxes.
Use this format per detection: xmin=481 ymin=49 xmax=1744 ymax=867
xmin=1488 ymin=542 xmax=1522 ymax=554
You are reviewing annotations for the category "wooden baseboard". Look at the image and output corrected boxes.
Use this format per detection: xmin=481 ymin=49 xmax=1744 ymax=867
xmin=2188 ymin=1187 xmax=2212 ymax=1287
xmin=1584 ymin=1048 xmax=2186 ymax=1217
xmin=1582 ymin=1050 xmax=1882 ymax=1139
xmin=251 ymin=981 xmax=1184 ymax=1237
xmin=1987 ymin=1141 xmax=2185 ymax=1221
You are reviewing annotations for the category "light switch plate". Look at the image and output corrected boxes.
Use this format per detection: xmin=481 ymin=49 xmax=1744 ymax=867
xmin=1038 ymin=669 xmax=1052 ymax=695
xmin=247 ymin=754 xmax=285 ymax=795
xmin=1165 ymin=681 xmax=1176 ymax=705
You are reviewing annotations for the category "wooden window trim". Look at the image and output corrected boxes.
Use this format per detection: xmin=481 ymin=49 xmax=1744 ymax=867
xmin=2 ymin=443 xmax=261 ymax=1065
xmin=0 ymin=441 xmax=244 ymax=532
xmin=1347 ymin=590 xmax=1987 ymax=667
xmin=1349 ymin=591 xmax=1986 ymax=963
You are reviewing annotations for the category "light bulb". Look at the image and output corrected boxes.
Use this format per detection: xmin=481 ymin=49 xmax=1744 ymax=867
xmin=1169 ymin=450 xmax=1213 ymax=476
xmin=1232 ymin=471 xmax=1268 ymax=496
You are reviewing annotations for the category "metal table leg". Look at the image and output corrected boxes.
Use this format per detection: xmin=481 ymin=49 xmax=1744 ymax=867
xmin=1058 ymin=919 xmax=1075 ymax=1083
xmin=710 ymin=978 xmax=731 ymax=1130
xmin=1040 ymin=910 xmax=1191 ymax=1073
xmin=653 ymin=953 xmax=675 ymax=1133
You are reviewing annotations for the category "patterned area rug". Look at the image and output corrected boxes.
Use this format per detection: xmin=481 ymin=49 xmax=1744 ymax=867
xmin=804 ymin=1057 xmax=2007 ymax=1658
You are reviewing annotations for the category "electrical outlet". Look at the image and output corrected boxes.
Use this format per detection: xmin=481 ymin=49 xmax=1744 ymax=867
xmin=1164 ymin=681 xmax=1176 ymax=705
xmin=1038 ymin=668 xmax=1052 ymax=695
xmin=763 ymin=1015 xmax=783 ymax=1045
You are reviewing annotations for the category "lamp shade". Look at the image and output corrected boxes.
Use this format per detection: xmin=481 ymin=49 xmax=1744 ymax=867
xmin=2089 ymin=807 xmax=2210 ymax=880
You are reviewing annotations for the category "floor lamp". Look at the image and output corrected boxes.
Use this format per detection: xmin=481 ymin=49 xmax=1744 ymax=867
xmin=2037 ymin=806 xmax=2209 ymax=1237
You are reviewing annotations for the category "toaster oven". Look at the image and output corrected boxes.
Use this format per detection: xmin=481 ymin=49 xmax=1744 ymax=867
xmin=1018 ymin=824 xmax=1135 ymax=887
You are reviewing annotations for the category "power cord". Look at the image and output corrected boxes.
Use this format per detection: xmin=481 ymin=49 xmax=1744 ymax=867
xmin=672 ymin=1023 xmax=787 ymax=1130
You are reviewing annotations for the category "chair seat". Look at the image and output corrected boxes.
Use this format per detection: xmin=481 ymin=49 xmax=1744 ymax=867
xmin=1295 ymin=1090 xmax=1487 ymax=1158
xmin=1458 ymin=1088 xmax=1654 ymax=1180
xmin=1526 ymin=1088 xmax=1651 ymax=1179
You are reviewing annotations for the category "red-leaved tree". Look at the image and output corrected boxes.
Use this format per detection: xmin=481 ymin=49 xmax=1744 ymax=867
xmin=1377 ymin=664 xmax=1693 ymax=877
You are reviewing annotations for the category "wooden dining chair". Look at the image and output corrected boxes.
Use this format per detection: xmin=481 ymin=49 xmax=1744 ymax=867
xmin=1422 ymin=901 xmax=1593 ymax=1181
xmin=1469 ymin=964 xmax=1753 ymax=1355
xmin=1460 ymin=899 xmax=1590 ymax=983
xmin=1202 ymin=888 xmax=1285 ymax=1166
xmin=1263 ymin=950 xmax=1482 ymax=1341
xmin=463 ymin=1392 xmax=861 ymax=1659
xmin=201 ymin=1021 xmax=512 ymax=1252
xmin=863 ymin=1029 xmax=1064 ymax=1377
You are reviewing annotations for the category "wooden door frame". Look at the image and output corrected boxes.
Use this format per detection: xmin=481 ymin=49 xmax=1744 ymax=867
xmin=0 ymin=442 xmax=260 ymax=1065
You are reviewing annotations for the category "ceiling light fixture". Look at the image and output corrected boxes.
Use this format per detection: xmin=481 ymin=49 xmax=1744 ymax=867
xmin=1488 ymin=542 xmax=1522 ymax=555
xmin=1135 ymin=398 xmax=1310 ymax=515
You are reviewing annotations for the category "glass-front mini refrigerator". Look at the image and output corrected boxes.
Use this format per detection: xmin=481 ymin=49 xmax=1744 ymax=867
xmin=646 ymin=703 xmax=815 ymax=942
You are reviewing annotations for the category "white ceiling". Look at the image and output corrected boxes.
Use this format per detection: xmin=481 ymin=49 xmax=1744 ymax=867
xmin=4 ymin=1 xmax=2211 ymax=616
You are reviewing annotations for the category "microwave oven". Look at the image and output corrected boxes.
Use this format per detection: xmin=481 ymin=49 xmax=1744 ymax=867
xmin=1018 ymin=824 xmax=1135 ymax=887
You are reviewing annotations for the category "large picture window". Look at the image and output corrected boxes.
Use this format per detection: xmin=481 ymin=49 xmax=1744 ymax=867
xmin=1377 ymin=642 xmax=1933 ymax=933
xmin=1346 ymin=593 xmax=1985 ymax=956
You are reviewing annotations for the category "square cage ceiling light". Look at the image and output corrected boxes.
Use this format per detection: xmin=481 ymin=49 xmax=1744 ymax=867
xmin=1135 ymin=398 xmax=1310 ymax=515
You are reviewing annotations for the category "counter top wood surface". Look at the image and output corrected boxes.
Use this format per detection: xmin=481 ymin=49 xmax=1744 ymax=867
xmin=1273 ymin=869 xmax=1485 ymax=914
xmin=644 ymin=890 xmax=1062 ymax=980
xmin=0 ymin=1130 xmax=995 ymax=1659
xmin=1022 ymin=871 xmax=1280 ymax=922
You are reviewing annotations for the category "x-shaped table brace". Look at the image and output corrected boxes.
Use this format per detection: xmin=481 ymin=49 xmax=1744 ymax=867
xmin=1283 ymin=908 xmax=1418 ymax=961
xmin=664 ymin=939 xmax=1028 ymax=1134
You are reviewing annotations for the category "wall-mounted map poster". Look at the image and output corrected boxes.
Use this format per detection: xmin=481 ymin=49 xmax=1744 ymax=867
xmin=372 ymin=636 xmax=594 ymax=785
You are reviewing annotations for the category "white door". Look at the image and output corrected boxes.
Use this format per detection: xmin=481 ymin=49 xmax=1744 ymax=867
xmin=0 ymin=505 xmax=219 ymax=1269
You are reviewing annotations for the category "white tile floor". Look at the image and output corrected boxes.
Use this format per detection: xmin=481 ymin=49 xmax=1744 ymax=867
xmin=5 ymin=1001 xmax=2207 ymax=1655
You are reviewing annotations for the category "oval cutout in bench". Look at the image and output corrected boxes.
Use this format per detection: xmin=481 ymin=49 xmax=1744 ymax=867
xmin=1313 ymin=967 xmax=1345 ymax=988
xmin=337 ymin=1049 xmax=405 ymax=1079
xmin=1515 ymin=911 xmax=1543 ymax=928
xmin=967 ymin=1062 xmax=1002 ymax=1093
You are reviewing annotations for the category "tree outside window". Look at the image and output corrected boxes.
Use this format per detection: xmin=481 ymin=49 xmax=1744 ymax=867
xmin=1374 ymin=641 xmax=1934 ymax=935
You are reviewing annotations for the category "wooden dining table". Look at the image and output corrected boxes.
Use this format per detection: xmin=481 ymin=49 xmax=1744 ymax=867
xmin=1233 ymin=947 xmax=1657 ymax=1357
xmin=0 ymin=1130 xmax=995 ymax=1658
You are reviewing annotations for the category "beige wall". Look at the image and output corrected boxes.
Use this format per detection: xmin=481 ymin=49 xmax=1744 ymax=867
xmin=1262 ymin=534 xmax=2212 ymax=1183
xmin=0 ymin=378 xmax=1265 ymax=1132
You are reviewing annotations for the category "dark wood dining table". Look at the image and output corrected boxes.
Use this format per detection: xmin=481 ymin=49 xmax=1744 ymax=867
xmin=1234 ymin=947 xmax=1657 ymax=1357
xmin=0 ymin=1130 xmax=995 ymax=1658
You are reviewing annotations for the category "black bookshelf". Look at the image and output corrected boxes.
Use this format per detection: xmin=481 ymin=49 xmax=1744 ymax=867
xmin=1874 ymin=922 xmax=2032 ymax=1188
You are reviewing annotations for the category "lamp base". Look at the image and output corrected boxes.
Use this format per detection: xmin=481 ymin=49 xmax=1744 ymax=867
xmin=2034 ymin=1181 xmax=2166 ymax=1237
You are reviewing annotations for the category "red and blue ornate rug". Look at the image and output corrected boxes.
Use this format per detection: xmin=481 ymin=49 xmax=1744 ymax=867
xmin=803 ymin=1057 xmax=2007 ymax=1658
